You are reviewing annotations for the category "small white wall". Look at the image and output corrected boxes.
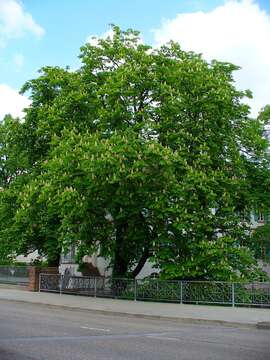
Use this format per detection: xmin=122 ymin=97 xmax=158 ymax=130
xmin=133 ymin=260 xmax=159 ymax=279
xmin=15 ymin=250 xmax=41 ymax=263
xmin=258 ymin=260 xmax=270 ymax=277
xmin=59 ymin=255 xmax=158 ymax=279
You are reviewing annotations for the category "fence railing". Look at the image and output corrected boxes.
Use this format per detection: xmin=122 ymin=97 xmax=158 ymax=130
xmin=39 ymin=274 xmax=270 ymax=307
xmin=0 ymin=266 xmax=29 ymax=285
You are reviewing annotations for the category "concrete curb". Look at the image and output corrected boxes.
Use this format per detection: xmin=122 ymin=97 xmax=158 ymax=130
xmin=0 ymin=284 xmax=28 ymax=290
xmin=256 ymin=322 xmax=270 ymax=330
xmin=0 ymin=297 xmax=260 ymax=330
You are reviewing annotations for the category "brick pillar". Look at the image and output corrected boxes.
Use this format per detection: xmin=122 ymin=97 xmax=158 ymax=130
xmin=28 ymin=266 xmax=58 ymax=292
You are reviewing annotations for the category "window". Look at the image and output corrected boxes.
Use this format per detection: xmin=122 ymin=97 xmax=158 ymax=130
xmin=258 ymin=212 xmax=265 ymax=222
xmin=61 ymin=246 xmax=76 ymax=264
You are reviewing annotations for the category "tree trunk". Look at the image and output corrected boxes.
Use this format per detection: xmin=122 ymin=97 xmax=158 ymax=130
xmin=111 ymin=220 xmax=130 ymax=297
xmin=112 ymin=221 xmax=129 ymax=278
xmin=131 ymin=247 xmax=150 ymax=278
xmin=47 ymin=253 xmax=60 ymax=267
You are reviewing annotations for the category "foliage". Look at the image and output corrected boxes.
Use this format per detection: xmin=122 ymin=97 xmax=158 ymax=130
xmin=249 ymin=224 xmax=270 ymax=263
xmin=0 ymin=25 xmax=270 ymax=279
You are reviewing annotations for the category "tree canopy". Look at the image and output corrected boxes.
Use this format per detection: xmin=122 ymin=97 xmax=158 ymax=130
xmin=0 ymin=26 xmax=270 ymax=279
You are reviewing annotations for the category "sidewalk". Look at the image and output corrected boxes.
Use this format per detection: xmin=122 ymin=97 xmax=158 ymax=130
xmin=0 ymin=287 xmax=270 ymax=329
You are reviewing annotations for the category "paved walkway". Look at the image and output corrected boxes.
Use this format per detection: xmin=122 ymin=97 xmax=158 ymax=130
xmin=0 ymin=287 xmax=270 ymax=329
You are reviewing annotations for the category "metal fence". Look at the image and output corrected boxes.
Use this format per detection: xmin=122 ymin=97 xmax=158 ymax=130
xmin=39 ymin=274 xmax=270 ymax=307
xmin=0 ymin=266 xmax=29 ymax=285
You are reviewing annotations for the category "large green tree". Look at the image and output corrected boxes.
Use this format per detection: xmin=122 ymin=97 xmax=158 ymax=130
xmin=1 ymin=26 xmax=270 ymax=279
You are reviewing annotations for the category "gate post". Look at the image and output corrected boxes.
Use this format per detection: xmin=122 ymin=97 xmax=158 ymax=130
xmin=59 ymin=275 xmax=63 ymax=295
xmin=232 ymin=283 xmax=235 ymax=307
xmin=94 ymin=277 xmax=97 ymax=297
xmin=38 ymin=273 xmax=41 ymax=292
xmin=28 ymin=267 xmax=40 ymax=292
xmin=180 ymin=281 xmax=183 ymax=304
xmin=134 ymin=279 xmax=137 ymax=301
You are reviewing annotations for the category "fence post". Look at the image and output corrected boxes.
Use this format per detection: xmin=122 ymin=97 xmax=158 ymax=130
xmin=134 ymin=279 xmax=137 ymax=301
xmin=38 ymin=273 xmax=41 ymax=292
xmin=94 ymin=277 xmax=97 ymax=298
xmin=180 ymin=281 xmax=183 ymax=304
xmin=232 ymin=283 xmax=235 ymax=307
xmin=59 ymin=275 xmax=63 ymax=296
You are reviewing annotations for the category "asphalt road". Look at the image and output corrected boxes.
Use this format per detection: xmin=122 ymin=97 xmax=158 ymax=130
xmin=0 ymin=300 xmax=269 ymax=360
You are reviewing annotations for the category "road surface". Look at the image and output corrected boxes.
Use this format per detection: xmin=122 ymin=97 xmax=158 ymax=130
xmin=0 ymin=300 xmax=269 ymax=360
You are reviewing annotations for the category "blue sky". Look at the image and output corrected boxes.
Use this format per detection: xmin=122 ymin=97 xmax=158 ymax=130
xmin=1 ymin=0 xmax=227 ymax=89
xmin=1 ymin=0 xmax=270 ymax=119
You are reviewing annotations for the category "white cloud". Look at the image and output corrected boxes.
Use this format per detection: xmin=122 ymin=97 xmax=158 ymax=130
xmin=86 ymin=29 xmax=114 ymax=46
xmin=153 ymin=0 xmax=270 ymax=116
xmin=0 ymin=84 xmax=30 ymax=120
xmin=13 ymin=52 xmax=24 ymax=69
xmin=0 ymin=0 xmax=45 ymax=46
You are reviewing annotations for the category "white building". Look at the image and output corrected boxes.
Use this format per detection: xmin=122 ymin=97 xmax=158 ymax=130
xmin=15 ymin=212 xmax=270 ymax=278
